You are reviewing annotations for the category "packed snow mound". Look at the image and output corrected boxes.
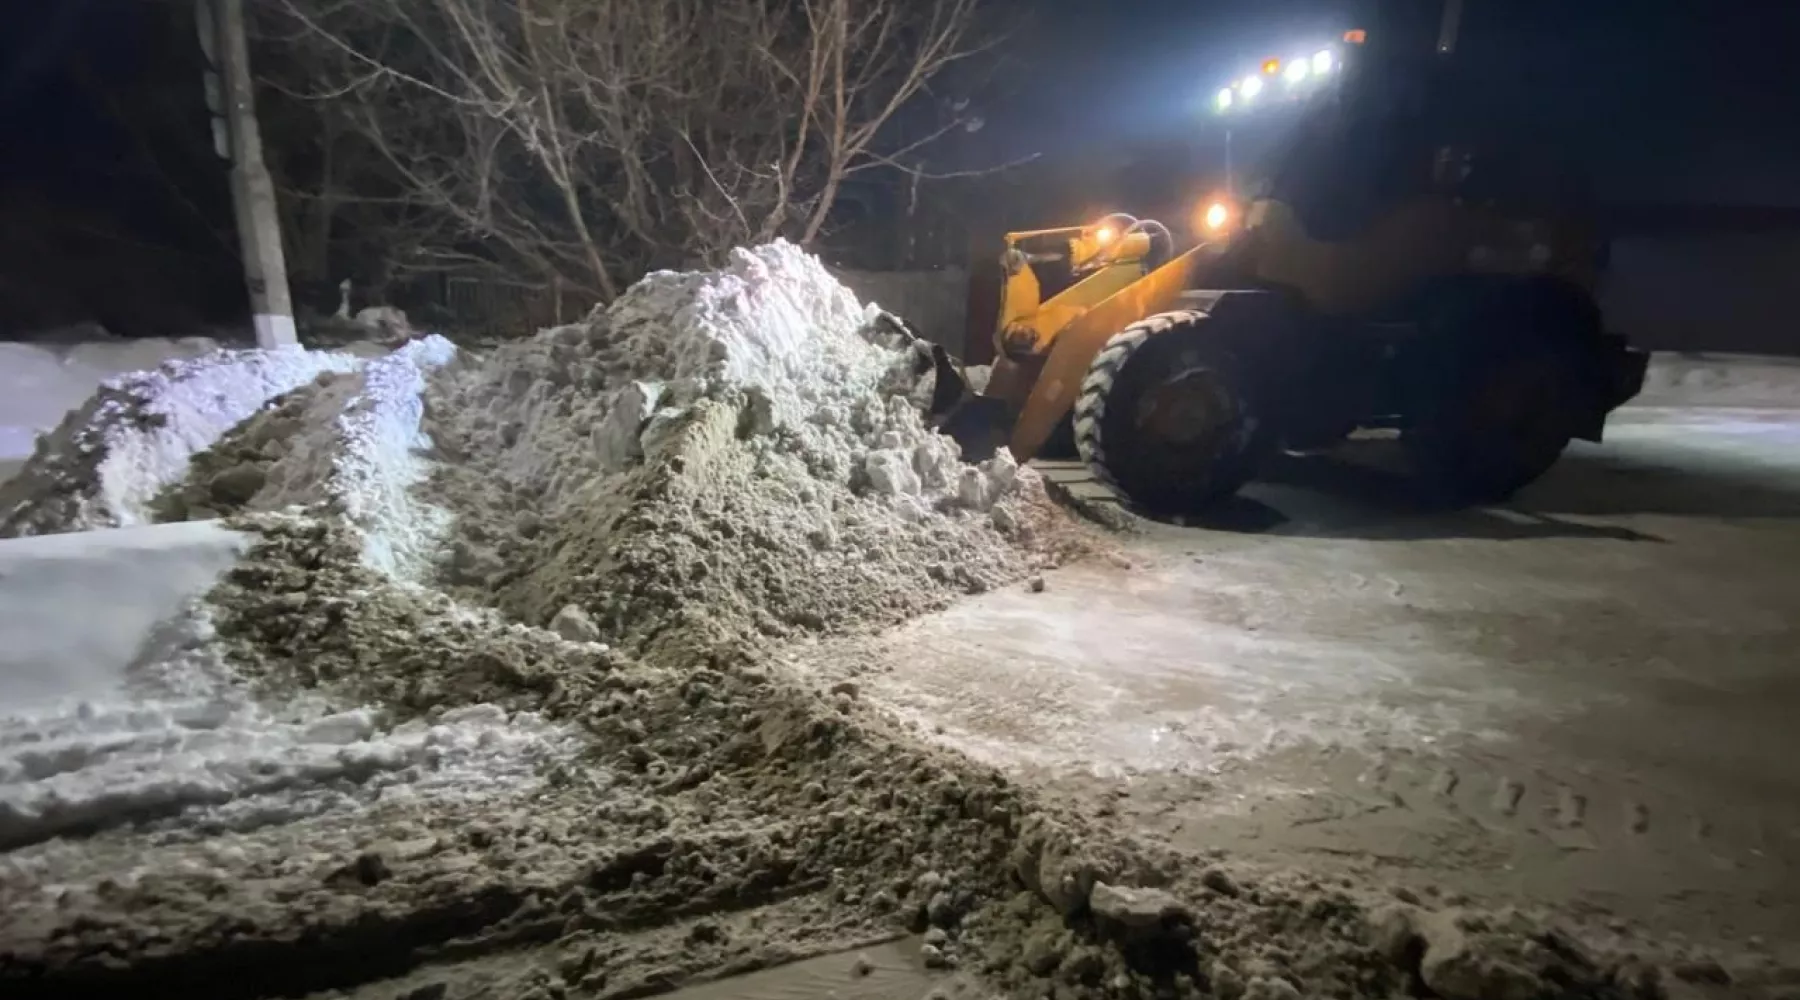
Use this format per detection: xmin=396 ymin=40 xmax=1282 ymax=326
xmin=0 ymin=346 xmax=361 ymax=538
xmin=0 ymin=245 xmax=1689 ymax=1000
xmin=418 ymin=241 xmax=1063 ymax=647
xmin=604 ymin=243 xmax=890 ymax=417
xmin=152 ymin=337 xmax=457 ymax=580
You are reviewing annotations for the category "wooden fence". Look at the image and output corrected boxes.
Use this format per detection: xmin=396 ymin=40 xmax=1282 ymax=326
xmin=424 ymin=276 xmax=600 ymax=339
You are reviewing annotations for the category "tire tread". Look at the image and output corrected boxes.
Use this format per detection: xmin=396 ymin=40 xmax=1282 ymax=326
xmin=1073 ymin=311 xmax=1209 ymax=499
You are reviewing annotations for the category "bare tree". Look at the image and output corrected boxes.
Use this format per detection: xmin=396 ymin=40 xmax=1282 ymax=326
xmin=256 ymin=0 xmax=995 ymax=301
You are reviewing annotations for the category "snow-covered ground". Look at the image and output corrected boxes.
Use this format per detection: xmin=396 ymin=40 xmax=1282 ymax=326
xmin=795 ymin=406 xmax=1800 ymax=954
xmin=0 ymin=334 xmax=575 ymax=855
xmin=0 ymin=496 xmax=575 ymax=856
xmin=0 ymin=520 xmax=248 ymax=708
xmin=2 ymin=272 xmax=1795 ymax=998
xmin=2 ymin=341 xmax=1794 ymax=861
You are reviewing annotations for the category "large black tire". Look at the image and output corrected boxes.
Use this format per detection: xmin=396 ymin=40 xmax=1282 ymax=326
xmin=1402 ymin=290 xmax=1594 ymax=503
xmin=1072 ymin=311 xmax=1272 ymax=514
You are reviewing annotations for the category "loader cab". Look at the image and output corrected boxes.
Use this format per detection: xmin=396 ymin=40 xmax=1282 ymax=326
xmin=1254 ymin=42 xmax=1445 ymax=241
xmin=1232 ymin=38 xmax=1605 ymax=313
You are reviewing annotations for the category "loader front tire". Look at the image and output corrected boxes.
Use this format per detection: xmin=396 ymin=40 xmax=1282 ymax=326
xmin=1073 ymin=312 xmax=1270 ymax=515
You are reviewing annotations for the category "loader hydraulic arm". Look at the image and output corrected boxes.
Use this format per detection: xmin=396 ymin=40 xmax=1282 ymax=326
xmin=993 ymin=214 xmax=1173 ymax=361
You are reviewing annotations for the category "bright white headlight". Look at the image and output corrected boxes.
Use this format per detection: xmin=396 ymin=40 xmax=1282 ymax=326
xmin=1312 ymin=49 xmax=1334 ymax=73
xmin=1216 ymin=87 xmax=1234 ymax=110
xmin=1240 ymin=75 xmax=1263 ymax=98
xmin=1284 ymin=59 xmax=1310 ymax=84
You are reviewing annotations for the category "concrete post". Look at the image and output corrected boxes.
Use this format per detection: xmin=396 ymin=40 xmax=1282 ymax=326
xmin=198 ymin=0 xmax=298 ymax=348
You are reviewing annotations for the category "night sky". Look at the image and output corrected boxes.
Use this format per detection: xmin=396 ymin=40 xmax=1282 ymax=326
xmin=2 ymin=0 xmax=1799 ymax=334
xmin=989 ymin=0 xmax=1800 ymax=204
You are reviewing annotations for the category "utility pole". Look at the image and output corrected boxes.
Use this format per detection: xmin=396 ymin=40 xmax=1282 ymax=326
xmin=197 ymin=0 xmax=297 ymax=348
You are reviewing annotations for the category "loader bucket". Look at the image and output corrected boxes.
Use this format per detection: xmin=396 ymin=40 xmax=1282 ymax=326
xmin=928 ymin=344 xmax=969 ymax=416
xmin=919 ymin=345 xmax=1009 ymax=460
xmin=940 ymin=396 xmax=1014 ymax=461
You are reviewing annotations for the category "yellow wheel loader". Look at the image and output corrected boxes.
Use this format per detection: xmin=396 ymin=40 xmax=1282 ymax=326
xmin=923 ymin=2 xmax=1649 ymax=513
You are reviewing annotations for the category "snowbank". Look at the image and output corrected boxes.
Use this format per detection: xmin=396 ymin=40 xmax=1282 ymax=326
xmin=0 ymin=240 xmax=1062 ymax=865
xmin=0 ymin=334 xmax=548 ymax=853
xmin=0 ymin=336 xmax=221 ymax=468
xmin=0 ymin=347 xmax=364 ymax=537
xmin=0 ymin=243 xmax=1676 ymax=1000
xmin=0 ymin=520 xmax=249 ymax=709
xmin=419 ymin=242 xmax=1041 ymax=641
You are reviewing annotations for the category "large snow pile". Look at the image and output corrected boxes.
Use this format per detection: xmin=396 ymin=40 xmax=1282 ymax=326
xmin=417 ymin=243 xmax=1054 ymax=652
xmin=0 ymin=243 xmax=1684 ymax=1000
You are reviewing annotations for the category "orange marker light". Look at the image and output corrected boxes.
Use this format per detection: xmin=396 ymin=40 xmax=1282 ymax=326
xmin=1261 ymin=58 xmax=1281 ymax=75
xmin=1197 ymin=197 xmax=1236 ymax=235
xmin=1343 ymin=29 xmax=1367 ymax=44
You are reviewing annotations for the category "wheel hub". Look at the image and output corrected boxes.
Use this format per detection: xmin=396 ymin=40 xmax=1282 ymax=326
xmin=1135 ymin=366 xmax=1237 ymax=458
xmin=1469 ymin=357 xmax=1570 ymax=461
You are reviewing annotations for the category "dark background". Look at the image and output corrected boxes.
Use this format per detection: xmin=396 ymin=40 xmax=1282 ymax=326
xmin=989 ymin=0 xmax=1800 ymax=203
xmin=3 ymin=0 xmax=1799 ymax=338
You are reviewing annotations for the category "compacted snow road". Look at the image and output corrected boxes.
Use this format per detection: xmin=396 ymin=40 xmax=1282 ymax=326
xmin=798 ymin=405 xmax=1800 ymax=951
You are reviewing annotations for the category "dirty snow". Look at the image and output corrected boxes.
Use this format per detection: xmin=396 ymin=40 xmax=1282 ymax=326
xmin=0 ymin=516 xmax=575 ymax=855
xmin=238 ymin=336 xmax=457 ymax=581
xmin=419 ymin=242 xmax=1048 ymax=646
xmin=0 ymin=346 xmax=362 ymax=537
xmin=0 ymin=603 xmax=574 ymax=850
xmin=0 ymin=336 xmax=221 ymax=467
xmin=0 ymin=242 xmax=1719 ymax=1000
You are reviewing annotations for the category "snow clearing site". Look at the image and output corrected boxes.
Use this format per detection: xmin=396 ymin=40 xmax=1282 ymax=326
xmin=0 ymin=243 xmax=1795 ymax=999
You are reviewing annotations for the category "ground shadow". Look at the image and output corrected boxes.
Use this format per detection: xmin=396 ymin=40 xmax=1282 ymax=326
xmin=1041 ymin=421 xmax=1799 ymax=540
xmin=1190 ymin=448 xmax=1671 ymax=542
xmin=1519 ymin=442 xmax=1800 ymax=518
